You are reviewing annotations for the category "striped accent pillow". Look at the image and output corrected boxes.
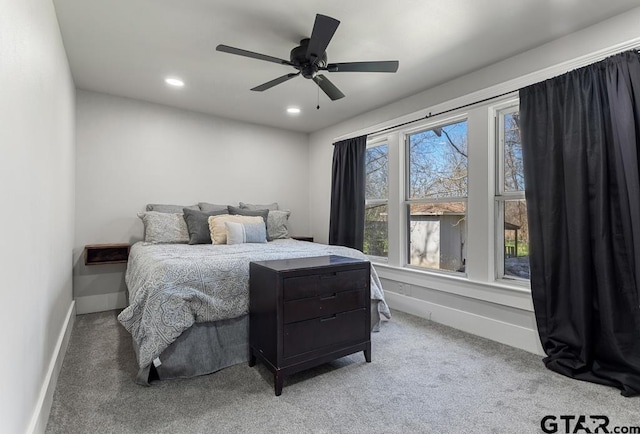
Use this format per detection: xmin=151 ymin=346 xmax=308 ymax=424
xmin=224 ymin=221 xmax=267 ymax=245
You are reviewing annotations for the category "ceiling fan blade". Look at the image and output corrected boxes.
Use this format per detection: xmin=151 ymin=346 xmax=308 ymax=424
xmin=306 ymin=14 xmax=340 ymax=64
xmin=251 ymin=73 xmax=300 ymax=92
xmin=216 ymin=44 xmax=292 ymax=66
xmin=312 ymin=74 xmax=345 ymax=101
xmin=325 ymin=61 xmax=399 ymax=73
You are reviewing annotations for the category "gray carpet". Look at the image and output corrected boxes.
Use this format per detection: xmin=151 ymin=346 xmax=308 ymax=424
xmin=46 ymin=310 xmax=638 ymax=434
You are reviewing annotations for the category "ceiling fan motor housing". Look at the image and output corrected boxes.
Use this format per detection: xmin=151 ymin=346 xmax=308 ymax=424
xmin=291 ymin=38 xmax=327 ymax=79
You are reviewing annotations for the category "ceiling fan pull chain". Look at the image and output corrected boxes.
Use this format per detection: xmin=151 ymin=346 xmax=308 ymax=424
xmin=317 ymin=84 xmax=320 ymax=110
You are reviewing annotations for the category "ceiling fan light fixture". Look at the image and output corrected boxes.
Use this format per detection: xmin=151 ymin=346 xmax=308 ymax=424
xmin=165 ymin=77 xmax=185 ymax=87
xmin=286 ymin=107 xmax=301 ymax=115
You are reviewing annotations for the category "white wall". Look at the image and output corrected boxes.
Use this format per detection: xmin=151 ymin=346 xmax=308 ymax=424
xmin=74 ymin=90 xmax=309 ymax=313
xmin=0 ymin=0 xmax=76 ymax=433
xmin=308 ymin=7 xmax=640 ymax=354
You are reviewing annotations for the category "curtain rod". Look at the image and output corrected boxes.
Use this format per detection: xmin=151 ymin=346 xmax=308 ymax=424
xmin=335 ymin=47 xmax=640 ymax=144
xmin=364 ymin=89 xmax=516 ymax=138
xmin=344 ymin=49 xmax=640 ymax=141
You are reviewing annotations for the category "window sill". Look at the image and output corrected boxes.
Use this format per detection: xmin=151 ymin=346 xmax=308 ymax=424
xmin=370 ymin=261 xmax=533 ymax=312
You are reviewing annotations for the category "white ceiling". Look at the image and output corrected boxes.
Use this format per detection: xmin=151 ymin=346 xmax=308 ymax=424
xmin=53 ymin=0 xmax=640 ymax=133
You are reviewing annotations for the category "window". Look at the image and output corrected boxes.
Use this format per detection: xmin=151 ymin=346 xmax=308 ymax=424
xmin=496 ymin=106 xmax=530 ymax=280
xmin=355 ymin=94 xmax=531 ymax=292
xmin=406 ymin=119 xmax=468 ymax=273
xmin=364 ymin=143 xmax=388 ymax=258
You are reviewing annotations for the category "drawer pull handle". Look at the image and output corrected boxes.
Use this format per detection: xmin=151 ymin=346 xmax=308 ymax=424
xmin=320 ymin=314 xmax=337 ymax=322
xmin=320 ymin=293 xmax=337 ymax=301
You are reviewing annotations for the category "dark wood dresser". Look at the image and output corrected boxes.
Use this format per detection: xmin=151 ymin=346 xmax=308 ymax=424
xmin=249 ymin=255 xmax=371 ymax=396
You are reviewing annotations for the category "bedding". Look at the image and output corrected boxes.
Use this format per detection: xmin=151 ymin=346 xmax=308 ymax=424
xmin=227 ymin=205 xmax=269 ymax=223
xmin=118 ymin=239 xmax=390 ymax=372
xmin=239 ymin=201 xmax=279 ymax=210
xmin=198 ymin=202 xmax=228 ymax=213
xmin=266 ymin=210 xmax=290 ymax=240
xmin=229 ymin=206 xmax=291 ymax=240
xmin=138 ymin=211 xmax=189 ymax=244
xmin=146 ymin=203 xmax=199 ymax=213
xmin=225 ymin=221 xmax=267 ymax=244
xmin=208 ymin=214 xmax=264 ymax=244
xmin=182 ymin=208 xmax=228 ymax=244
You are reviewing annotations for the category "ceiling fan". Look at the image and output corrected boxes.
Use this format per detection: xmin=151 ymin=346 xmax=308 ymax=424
xmin=216 ymin=14 xmax=399 ymax=101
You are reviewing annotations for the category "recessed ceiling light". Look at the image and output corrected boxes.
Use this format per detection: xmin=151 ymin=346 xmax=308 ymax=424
xmin=287 ymin=107 xmax=301 ymax=115
xmin=165 ymin=77 xmax=184 ymax=87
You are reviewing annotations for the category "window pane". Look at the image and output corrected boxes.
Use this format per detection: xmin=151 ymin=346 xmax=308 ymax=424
xmin=366 ymin=144 xmax=388 ymax=200
xmin=503 ymin=112 xmax=525 ymax=192
xmin=504 ymin=200 xmax=530 ymax=279
xmin=364 ymin=203 xmax=388 ymax=257
xmin=408 ymin=120 xmax=468 ymax=199
xmin=408 ymin=202 xmax=466 ymax=272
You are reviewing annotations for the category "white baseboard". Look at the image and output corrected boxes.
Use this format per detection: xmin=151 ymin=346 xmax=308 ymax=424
xmin=75 ymin=292 xmax=127 ymax=314
xmin=27 ymin=300 xmax=76 ymax=434
xmin=385 ymin=290 xmax=545 ymax=356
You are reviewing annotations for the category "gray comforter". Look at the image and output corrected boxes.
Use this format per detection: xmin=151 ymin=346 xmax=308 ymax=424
xmin=118 ymin=239 xmax=390 ymax=369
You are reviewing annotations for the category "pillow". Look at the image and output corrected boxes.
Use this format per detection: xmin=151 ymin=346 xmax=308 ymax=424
xmin=225 ymin=221 xmax=267 ymax=245
xmin=146 ymin=204 xmax=198 ymax=213
xmin=198 ymin=202 xmax=229 ymax=213
xmin=239 ymin=202 xmax=279 ymax=211
xmin=208 ymin=215 xmax=264 ymax=244
xmin=138 ymin=212 xmax=189 ymax=243
xmin=266 ymin=210 xmax=291 ymax=241
xmin=183 ymin=208 xmax=229 ymax=244
xmin=228 ymin=206 xmax=269 ymax=225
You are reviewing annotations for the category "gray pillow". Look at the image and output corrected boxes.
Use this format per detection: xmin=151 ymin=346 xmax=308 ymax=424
xmin=146 ymin=204 xmax=198 ymax=213
xmin=138 ymin=212 xmax=189 ymax=243
xmin=198 ymin=202 xmax=229 ymax=213
xmin=239 ymin=201 xmax=279 ymax=211
xmin=267 ymin=210 xmax=291 ymax=241
xmin=183 ymin=208 xmax=229 ymax=244
xmin=228 ymin=206 xmax=269 ymax=225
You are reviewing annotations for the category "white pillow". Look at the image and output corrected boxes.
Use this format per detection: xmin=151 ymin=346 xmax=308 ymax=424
xmin=225 ymin=221 xmax=267 ymax=245
xmin=208 ymin=215 xmax=264 ymax=244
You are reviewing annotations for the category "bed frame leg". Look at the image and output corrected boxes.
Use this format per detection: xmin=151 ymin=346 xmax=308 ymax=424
xmin=249 ymin=349 xmax=256 ymax=367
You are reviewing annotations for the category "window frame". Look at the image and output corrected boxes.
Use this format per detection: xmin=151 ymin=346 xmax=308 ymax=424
xmin=364 ymin=138 xmax=390 ymax=262
xmin=494 ymin=103 xmax=529 ymax=283
xmin=403 ymin=115 xmax=469 ymax=275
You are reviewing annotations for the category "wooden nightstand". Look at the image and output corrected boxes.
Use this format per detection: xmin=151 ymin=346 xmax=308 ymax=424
xmin=84 ymin=243 xmax=130 ymax=266
xmin=249 ymin=255 xmax=371 ymax=396
xmin=290 ymin=236 xmax=314 ymax=242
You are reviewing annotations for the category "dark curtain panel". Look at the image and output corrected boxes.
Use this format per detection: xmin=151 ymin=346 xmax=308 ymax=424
xmin=520 ymin=50 xmax=640 ymax=396
xmin=329 ymin=135 xmax=367 ymax=250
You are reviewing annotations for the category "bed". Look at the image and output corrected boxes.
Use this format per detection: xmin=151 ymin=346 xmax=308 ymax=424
xmin=118 ymin=238 xmax=391 ymax=385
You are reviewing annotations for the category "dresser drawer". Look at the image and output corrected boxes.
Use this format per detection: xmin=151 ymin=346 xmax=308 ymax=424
xmin=282 ymin=308 xmax=368 ymax=358
xmin=283 ymin=268 xmax=368 ymax=301
xmin=283 ymin=289 xmax=367 ymax=324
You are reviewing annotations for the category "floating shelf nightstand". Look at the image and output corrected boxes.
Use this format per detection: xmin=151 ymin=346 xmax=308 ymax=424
xmin=291 ymin=236 xmax=314 ymax=242
xmin=84 ymin=243 xmax=130 ymax=266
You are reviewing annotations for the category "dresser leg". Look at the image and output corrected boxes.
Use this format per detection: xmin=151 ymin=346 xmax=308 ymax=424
xmin=274 ymin=370 xmax=284 ymax=396
xmin=364 ymin=344 xmax=372 ymax=363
